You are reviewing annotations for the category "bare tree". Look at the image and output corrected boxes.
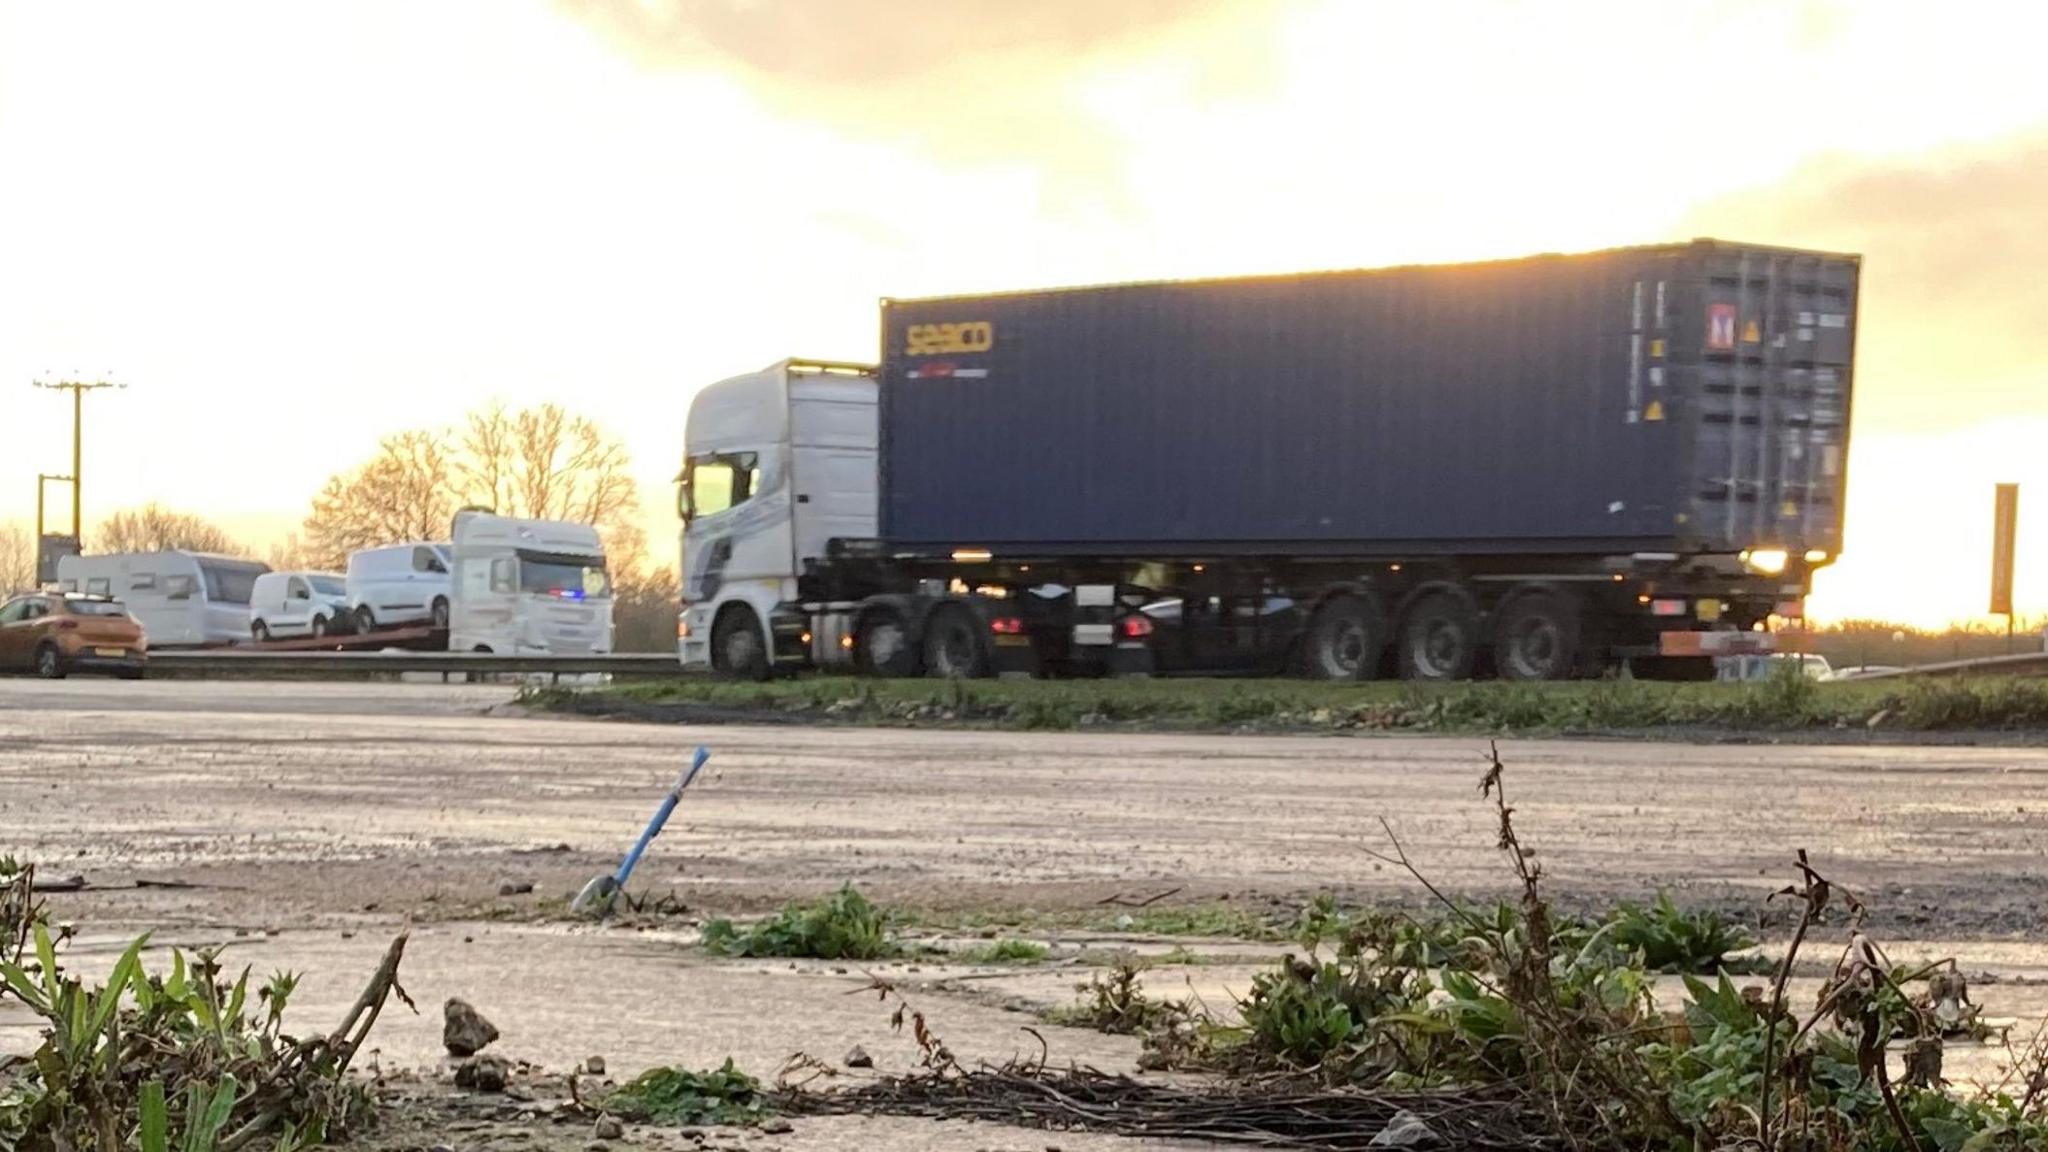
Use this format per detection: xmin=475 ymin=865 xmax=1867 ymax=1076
xmin=0 ymin=521 xmax=36 ymax=593
xmin=94 ymin=504 xmax=241 ymax=555
xmin=610 ymin=561 xmax=678 ymax=652
xmin=300 ymin=406 xmax=650 ymax=577
xmin=301 ymin=431 xmax=457 ymax=570
xmin=458 ymin=403 xmax=639 ymax=533
xmin=265 ymin=531 xmax=318 ymax=573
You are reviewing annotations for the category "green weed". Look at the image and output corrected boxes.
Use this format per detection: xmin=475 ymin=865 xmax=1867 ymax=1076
xmin=1604 ymin=892 xmax=1760 ymax=974
xmin=0 ymin=863 xmax=399 ymax=1150
xmin=953 ymin=938 xmax=1049 ymax=965
xmin=1047 ymin=962 xmax=1187 ymax=1037
xmin=701 ymin=884 xmax=895 ymax=961
xmin=606 ymin=1059 xmax=769 ymax=1126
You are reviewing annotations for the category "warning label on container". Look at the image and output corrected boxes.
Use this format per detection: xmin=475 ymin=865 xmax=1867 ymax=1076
xmin=1708 ymin=304 xmax=1736 ymax=349
xmin=1742 ymin=320 xmax=1762 ymax=344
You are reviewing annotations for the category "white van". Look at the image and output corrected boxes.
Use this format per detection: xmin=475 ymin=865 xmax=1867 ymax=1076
xmin=57 ymin=552 xmax=270 ymax=648
xmin=449 ymin=512 xmax=612 ymax=655
xmin=248 ymin=571 xmax=352 ymax=641
xmin=345 ymin=542 xmax=452 ymax=633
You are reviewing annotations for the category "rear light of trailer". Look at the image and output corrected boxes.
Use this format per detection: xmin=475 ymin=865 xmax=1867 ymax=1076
xmin=1650 ymin=598 xmax=1687 ymax=617
xmin=1119 ymin=614 xmax=1154 ymax=640
xmin=988 ymin=617 xmax=1025 ymax=636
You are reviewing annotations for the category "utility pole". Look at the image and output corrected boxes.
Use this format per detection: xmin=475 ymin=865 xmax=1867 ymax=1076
xmin=30 ymin=378 xmax=122 ymax=581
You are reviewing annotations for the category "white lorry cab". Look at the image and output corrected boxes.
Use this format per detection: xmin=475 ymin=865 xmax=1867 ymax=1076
xmin=57 ymin=552 xmax=270 ymax=648
xmin=676 ymin=360 xmax=877 ymax=675
xmin=345 ymin=543 xmax=452 ymax=633
xmin=248 ymin=571 xmax=352 ymax=641
xmin=448 ymin=512 xmax=613 ymax=655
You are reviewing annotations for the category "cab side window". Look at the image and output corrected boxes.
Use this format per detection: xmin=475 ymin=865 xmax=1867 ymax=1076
xmin=413 ymin=546 xmax=448 ymax=574
xmin=0 ymin=598 xmax=27 ymax=624
xmin=682 ymin=453 xmax=761 ymax=521
xmin=288 ymin=578 xmax=311 ymax=600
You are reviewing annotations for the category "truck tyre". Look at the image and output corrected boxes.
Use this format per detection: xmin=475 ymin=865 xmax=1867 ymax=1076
xmin=1398 ymin=590 xmax=1478 ymax=681
xmin=251 ymin=620 xmax=271 ymax=643
xmin=1303 ymin=595 xmax=1384 ymax=680
xmin=922 ymin=605 xmax=991 ymax=679
xmin=1493 ymin=591 xmax=1580 ymax=681
xmin=354 ymin=605 xmax=377 ymax=634
xmin=855 ymin=606 xmax=922 ymax=678
xmin=431 ymin=597 xmax=450 ymax=630
xmin=711 ymin=605 xmax=771 ymax=681
xmin=35 ymin=643 xmax=66 ymax=681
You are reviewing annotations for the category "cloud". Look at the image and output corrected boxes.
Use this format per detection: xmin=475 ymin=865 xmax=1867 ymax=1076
xmin=551 ymin=0 xmax=1279 ymax=207
xmin=557 ymin=0 xmax=1232 ymax=85
xmin=1682 ymin=131 xmax=2048 ymax=435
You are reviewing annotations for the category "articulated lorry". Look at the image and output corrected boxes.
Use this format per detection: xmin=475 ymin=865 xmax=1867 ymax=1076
xmin=676 ymin=240 xmax=1859 ymax=681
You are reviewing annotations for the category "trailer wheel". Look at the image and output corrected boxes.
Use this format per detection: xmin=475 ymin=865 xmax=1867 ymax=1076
xmin=1398 ymin=590 xmax=1478 ymax=681
xmin=1303 ymin=595 xmax=1384 ymax=680
xmin=1493 ymin=591 xmax=1580 ymax=681
xmin=711 ymin=605 xmax=771 ymax=681
xmin=854 ymin=606 xmax=921 ymax=678
xmin=923 ymin=605 xmax=991 ymax=679
xmin=251 ymin=620 xmax=271 ymax=643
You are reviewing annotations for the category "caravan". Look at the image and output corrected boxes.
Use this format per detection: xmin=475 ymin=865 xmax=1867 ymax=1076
xmin=449 ymin=513 xmax=612 ymax=655
xmin=56 ymin=552 xmax=270 ymax=647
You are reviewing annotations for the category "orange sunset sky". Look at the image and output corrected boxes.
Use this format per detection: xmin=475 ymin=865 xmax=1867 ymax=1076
xmin=2 ymin=0 xmax=2044 ymax=627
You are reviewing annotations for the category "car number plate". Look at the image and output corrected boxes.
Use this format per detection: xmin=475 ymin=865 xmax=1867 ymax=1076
xmin=95 ymin=647 xmax=125 ymax=657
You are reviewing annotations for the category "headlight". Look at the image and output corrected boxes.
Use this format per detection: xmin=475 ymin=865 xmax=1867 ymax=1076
xmin=1742 ymin=548 xmax=1789 ymax=575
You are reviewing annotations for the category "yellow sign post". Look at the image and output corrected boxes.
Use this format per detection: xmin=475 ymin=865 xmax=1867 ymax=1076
xmin=1991 ymin=483 xmax=2019 ymax=649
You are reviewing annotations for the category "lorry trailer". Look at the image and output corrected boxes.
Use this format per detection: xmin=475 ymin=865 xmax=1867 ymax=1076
xmin=676 ymin=239 xmax=1859 ymax=681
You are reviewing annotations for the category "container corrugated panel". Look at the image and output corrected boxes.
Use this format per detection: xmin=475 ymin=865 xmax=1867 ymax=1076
xmin=878 ymin=240 xmax=1859 ymax=557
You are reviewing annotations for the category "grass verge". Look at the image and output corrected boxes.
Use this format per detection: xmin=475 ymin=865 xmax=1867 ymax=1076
xmin=526 ymin=673 xmax=2048 ymax=737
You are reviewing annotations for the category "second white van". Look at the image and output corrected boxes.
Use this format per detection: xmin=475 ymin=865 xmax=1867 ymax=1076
xmin=345 ymin=543 xmax=452 ymax=633
xmin=248 ymin=571 xmax=353 ymax=641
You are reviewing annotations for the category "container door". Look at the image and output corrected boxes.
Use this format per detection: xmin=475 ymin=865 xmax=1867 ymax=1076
xmin=1671 ymin=248 xmax=1857 ymax=555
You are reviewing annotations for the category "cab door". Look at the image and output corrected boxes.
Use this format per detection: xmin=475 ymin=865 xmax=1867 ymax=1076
xmin=284 ymin=577 xmax=314 ymax=633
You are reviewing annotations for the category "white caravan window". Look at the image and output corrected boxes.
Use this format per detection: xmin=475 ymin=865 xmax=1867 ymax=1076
xmin=165 ymin=575 xmax=197 ymax=601
xmin=86 ymin=578 xmax=111 ymax=596
xmin=129 ymin=572 xmax=157 ymax=591
xmin=489 ymin=558 xmax=516 ymax=593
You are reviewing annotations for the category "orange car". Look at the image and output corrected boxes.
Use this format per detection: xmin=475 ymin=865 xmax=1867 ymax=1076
xmin=0 ymin=593 xmax=148 ymax=679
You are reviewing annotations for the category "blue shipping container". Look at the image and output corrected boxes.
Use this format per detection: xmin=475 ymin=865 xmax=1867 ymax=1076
xmin=879 ymin=240 xmax=1858 ymax=558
